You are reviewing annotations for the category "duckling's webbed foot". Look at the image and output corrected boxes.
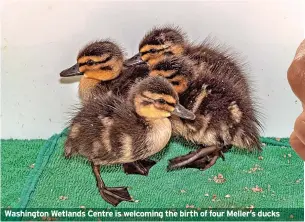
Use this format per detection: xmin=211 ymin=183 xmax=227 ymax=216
xmin=123 ymin=159 xmax=156 ymax=176
xmin=100 ymin=187 xmax=133 ymax=207
xmin=91 ymin=163 xmax=133 ymax=206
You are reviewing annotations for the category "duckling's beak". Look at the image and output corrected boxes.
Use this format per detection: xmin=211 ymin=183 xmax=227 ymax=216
xmin=172 ymin=103 xmax=196 ymax=120
xmin=123 ymin=53 xmax=146 ymax=67
xmin=60 ymin=64 xmax=83 ymax=77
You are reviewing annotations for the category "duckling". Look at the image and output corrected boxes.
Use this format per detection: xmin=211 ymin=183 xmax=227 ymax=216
xmin=124 ymin=25 xmax=262 ymax=169
xmin=60 ymin=40 xmax=123 ymax=102
xmin=60 ymin=40 xmax=149 ymax=103
xmin=60 ymin=40 xmax=159 ymax=176
xmin=148 ymin=57 xmax=262 ymax=170
xmin=64 ymin=76 xmax=195 ymax=206
xmin=124 ymin=26 xmax=248 ymax=92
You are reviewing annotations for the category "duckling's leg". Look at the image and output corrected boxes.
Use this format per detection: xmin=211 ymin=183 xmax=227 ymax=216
xmin=91 ymin=163 xmax=133 ymax=206
xmin=123 ymin=159 xmax=156 ymax=176
xmin=179 ymin=156 xmax=210 ymax=169
xmin=167 ymin=146 xmax=218 ymax=170
xmin=168 ymin=145 xmax=232 ymax=170
xmin=181 ymin=152 xmax=220 ymax=170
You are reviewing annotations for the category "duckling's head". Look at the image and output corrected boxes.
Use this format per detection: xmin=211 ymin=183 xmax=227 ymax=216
xmin=149 ymin=57 xmax=193 ymax=94
xmin=60 ymin=40 xmax=124 ymax=81
xmin=130 ymin=76 xmax=195 ymax=120
xmin=124 ymin=26 xmax=186 ymax=67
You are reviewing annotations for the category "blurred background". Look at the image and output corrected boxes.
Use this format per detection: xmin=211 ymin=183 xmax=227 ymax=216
xmin=1 ymin=0 xmax=304 ymax=139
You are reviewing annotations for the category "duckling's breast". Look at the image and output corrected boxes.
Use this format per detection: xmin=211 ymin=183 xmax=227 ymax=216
xmin=145 ymin=118 xmax=172 ymax=157
xmin=78 ymin=77 xmax=100 ymax=103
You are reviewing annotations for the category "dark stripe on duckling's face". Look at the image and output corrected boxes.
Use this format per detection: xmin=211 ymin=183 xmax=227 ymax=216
xmin=164 ymin=72 xmax=180 ymax=80
xmin=78 ymin=56 xmax=113 ymax=67
xmin=100 ymin=66 xmax=112 ymax=71
xmin=140 ymin=47 xmax=167 ymax=56
xmin=142 ymin=91 xmax=176 ymax=104
xmin=141 ymin=94 xmax=176 ymax=107
xmin=141 ymin=100 xmax=153 ymax=106
xmin=140 ymin=45 xmax=169 ymax=54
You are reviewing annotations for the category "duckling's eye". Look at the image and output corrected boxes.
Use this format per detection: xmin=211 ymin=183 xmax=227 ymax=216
xmin=157 ymin=98 xmax=166 ymax=104
xmin=149 ymin=49 xmax=157 ymax=53
xmin=86 ymin=60 xmax=95 ymax=66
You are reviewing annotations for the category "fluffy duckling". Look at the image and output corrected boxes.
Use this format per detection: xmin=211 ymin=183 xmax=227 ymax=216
xmin=60 ymin=40 xmax=149 ymax=103
xmin=64 ymin=76 xmax=195 ymax=206
xmin=60 ymin=40 xmax=158 ymax=175
xmin=148 ymin=57 xmax=262 ymax=170
xmin=124 ymin=26 xmax=247 ymax=90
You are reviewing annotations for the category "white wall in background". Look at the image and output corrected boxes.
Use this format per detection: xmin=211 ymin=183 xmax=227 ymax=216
xmin=1 ymin=0 xmax=304 ymax=139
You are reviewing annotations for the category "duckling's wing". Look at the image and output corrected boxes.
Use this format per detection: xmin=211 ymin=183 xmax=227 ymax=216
xmin=84 ymin=93 xmax=142 ymax=125
xmin=81 ymin=94 xmax=123 ymax=118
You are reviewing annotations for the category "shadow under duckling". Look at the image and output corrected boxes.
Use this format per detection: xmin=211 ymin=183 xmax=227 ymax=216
xmin=64 ymin=76 xmax=195 ymax=206
xmin=60 ymin=40 xmax=149 ymax=104
xmin=148 ymin=57 xmax=263 ymax=171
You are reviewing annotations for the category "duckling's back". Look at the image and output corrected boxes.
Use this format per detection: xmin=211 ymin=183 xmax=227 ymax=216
xmin=185 ymin=39 xmax=249 ymax=93
xmin=64 ymin=93 xmax=154 ymax=165
xmin=175 ymin=61 xmax=262 ymax=150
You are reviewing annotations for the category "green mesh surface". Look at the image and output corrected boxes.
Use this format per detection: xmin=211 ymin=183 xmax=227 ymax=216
xmin=1 ymin=139 xmax=46 ymax=207
xmin=4 ymin=130 xmax=302 ymax=210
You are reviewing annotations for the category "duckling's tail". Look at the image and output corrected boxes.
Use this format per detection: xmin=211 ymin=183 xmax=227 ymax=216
xmin=231 ymin=117 xmax=263 ymax=151
xmin=232 ymin=130 xmax=261 ymax=151
xmin=64 ymin=139 xmax=73 ymax=159
xmin=64 ymin=130 xmax=76 ymax=159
